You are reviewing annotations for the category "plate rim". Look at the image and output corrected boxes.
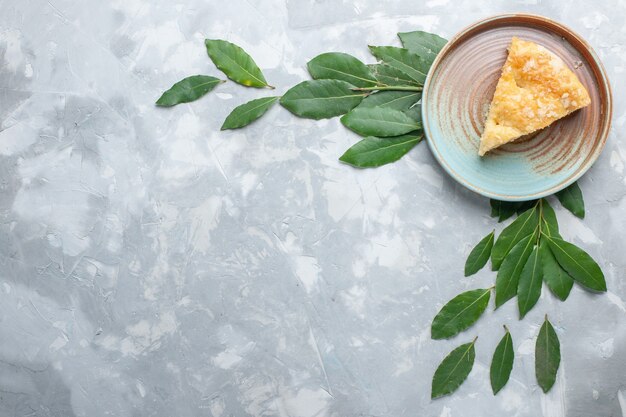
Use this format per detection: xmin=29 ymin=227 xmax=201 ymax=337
xmin=421 ymin=13 xmax=613 ymax=202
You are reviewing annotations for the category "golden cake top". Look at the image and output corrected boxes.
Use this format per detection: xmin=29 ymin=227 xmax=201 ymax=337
xmin=479 ymin=37 xmax=591 ymax=156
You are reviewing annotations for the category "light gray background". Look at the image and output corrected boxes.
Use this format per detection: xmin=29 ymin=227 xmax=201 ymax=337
xmin=1 ymin=0 xmax=625 ymax=416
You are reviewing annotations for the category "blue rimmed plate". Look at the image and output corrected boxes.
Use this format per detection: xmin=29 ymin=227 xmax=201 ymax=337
xmin=421 ymin=14 xmax=612 ymax=201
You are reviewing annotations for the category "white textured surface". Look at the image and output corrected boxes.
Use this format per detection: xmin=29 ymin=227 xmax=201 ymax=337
xmin=1 ymin=0 xmax=625 ymax=416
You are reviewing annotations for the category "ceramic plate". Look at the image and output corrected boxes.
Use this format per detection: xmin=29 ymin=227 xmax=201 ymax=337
xmin=421 ymin=14 xmax=612 ymax=201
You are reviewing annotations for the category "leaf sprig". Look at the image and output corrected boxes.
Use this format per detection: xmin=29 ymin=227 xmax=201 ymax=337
xmin=431 ymin=183 xmax=604 ymax=397
xmin=156 ymin=32 xmax=434 ymax=162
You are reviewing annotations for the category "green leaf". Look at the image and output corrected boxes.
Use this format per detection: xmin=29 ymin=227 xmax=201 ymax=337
xmin=465 ymin=231 xmax=495 ymax=277
xmin=204 ymin=39 xmax=271 ymax=88
xmin=341 ymin=107 xmax=421 ymax=137
xmin=515 ymin=200 xmax=538 ymax=215
xmin=339 ymin=133 xmax=423 ymax=168
xmin=490 ymin=327 xmax=514 ymax=395
xmin=306 ymin=52 xmax=377 ymax=88
xmin=495 ymin=232 xmax=536 ymax=308
xmin=397 ymin=31 xmax=447 ymax=64
xmin=368 ymin=46 xmax=428 ymax=85
xmin=556 ymin=182 xmax=585 ymax=218
xmin=431 ymin=339 xmax=476 ymax=399
xmin=517 ymin=246 xmax=543 ymax=318
xmin=490 ymin=200 xmax=517 ymax=222
xmin=489 ymin=200 xmax=537 ymax=222
xmin=543 ymin=234 xmax=606 ymax=292
xmin=535 ymin=316 xmax=560 ymax=393
xmin=491 ymin=206 xmax=539 ymax=270
xmin=357 ymin=91 xmax=421 ymax=111
xmin=279 ymin=80 xmax=365 ymax=119
xmin=540 ymin=199 xmax=560 ymax=238
xmin=540 ymin=240 xmax=574 ymax=301
xmin=155 ymin=75 xmax=223 ymax=107
xmin=368 ymin=63 xmax=420 ymax=87
xmin=403 ymin=104 xmax=422 ymax=124
xmin=431 ymin=289 xmax=491 ymax=340
xmin=398 ymin=30 xmax=447 ymax=53
xmin=221 ymin=96 xmax=279 ymax=130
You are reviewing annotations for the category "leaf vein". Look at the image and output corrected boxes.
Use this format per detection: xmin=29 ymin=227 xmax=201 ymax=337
xmin=350 ymin=137 xmax=422 ymax=157
xmin=442 ymin=290 xmax=490 ymax=334
xmin=314 ymin=65 xmax=377 ymax=85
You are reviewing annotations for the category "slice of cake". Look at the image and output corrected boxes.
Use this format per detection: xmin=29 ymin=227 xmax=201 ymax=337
xmin=479 ymin=37 xmax=591 ymax=156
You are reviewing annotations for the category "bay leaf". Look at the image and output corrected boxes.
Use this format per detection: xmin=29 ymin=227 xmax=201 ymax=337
xmin=155 ymin=75 xmax=223 ymax=107
xmin=403 ymin=104 xmax=422 ymax=124
xmin=543 ymin=234 xmax=606 ymax=292
xmin=431 ymin=288 xmax=491 ymax=340
xmin=398 ymin=30 xmax=448 ymax=57
xmin=368 ymin=46 xmax=428 ymax=84
xmin=491 ymin=206 xmax=539 ymax=270
xmin=368 ymin=63 xmax=420 ymax=87
xmin=279 ymin=79 xmax=365 ymax=119
xmin=540 ymin=240 xmax=574 ymax=301
xmin=464 ymin=230 xmax=495 ymax=277
xmin=489 ymin=200 xmax=537 ymax=222
xmin=431 ymin=339 xmax=476 ymax=399
xmin=204 ymin=39 xmax=271 ymax=88
xmin=540 ymin=199 xmax=560 ymax=238
xmin=339 ymin=133 xmax=423 ymax=168
xmin=556 ymin=182 xmax=585 ymax=219
xmin=517 ymin=245 xmax=543 ymax=318
xmin=307 ymin=52 xmax=377 ymax=88
xmin=221 ymin=96 xmax=279 ymax=130
xmin=515 ymin=200 xmax=538 ymax=215
xmin=495 ymin=232 xmax=536 ymax=308
xmin=535 ymin=316 xmax=560 ymax=393
xmin=357 ymin=90 xmax=421 ymax=111
xmin=341 ymin=107 xmax=421 ymax=137
xmin=490 ymin=327 xmax=514 ymax=395
xmin=490 ymin=199 xmax=517 ymax=222
xmin=398 ymin=31 xmax=447 ymax=62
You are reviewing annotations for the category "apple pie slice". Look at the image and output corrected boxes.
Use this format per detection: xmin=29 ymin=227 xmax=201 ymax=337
xmin=478 ymin=37 xmax=591 ymax=156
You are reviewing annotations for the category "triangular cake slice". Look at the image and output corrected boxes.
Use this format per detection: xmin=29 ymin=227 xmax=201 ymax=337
xmin=479 ymin=37 xmax=591 ymax=156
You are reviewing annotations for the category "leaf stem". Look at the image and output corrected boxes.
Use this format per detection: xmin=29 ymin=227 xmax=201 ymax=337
xmin=351 ymin=85 xmax=424 ymax=92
